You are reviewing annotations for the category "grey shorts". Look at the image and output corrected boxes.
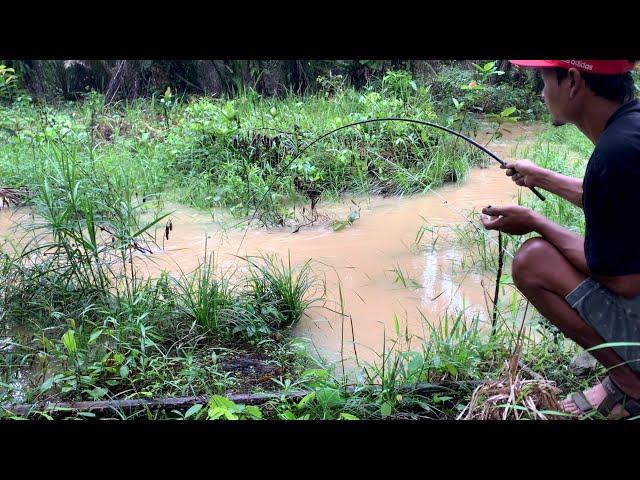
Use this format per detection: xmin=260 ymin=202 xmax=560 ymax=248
xmin=566 ymin=278 xmax=640 ymax=374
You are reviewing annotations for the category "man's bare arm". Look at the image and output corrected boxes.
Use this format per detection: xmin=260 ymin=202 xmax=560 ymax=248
xmin=531 ymin=170 xmax=584 ymax=207
xmin=504 ymin=160 xmax=584 ymax=208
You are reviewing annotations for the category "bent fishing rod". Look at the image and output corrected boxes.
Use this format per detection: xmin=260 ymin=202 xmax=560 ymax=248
xmin=249 ymin=117 xmax=545 ymax=211
xmin=235 ymin=117 xmax=545 ymax=254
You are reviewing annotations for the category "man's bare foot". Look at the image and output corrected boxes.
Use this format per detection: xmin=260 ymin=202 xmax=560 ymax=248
xmin=562 ymin=382 xmax=629 ymax=419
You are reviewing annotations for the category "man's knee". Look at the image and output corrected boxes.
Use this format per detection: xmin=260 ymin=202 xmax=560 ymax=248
xmin=512 ymin=237 xmax=554 ymax=288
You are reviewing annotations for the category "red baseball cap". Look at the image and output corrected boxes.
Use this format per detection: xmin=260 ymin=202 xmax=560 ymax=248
xmin=509 ymin=60 xmax=637 ymax=75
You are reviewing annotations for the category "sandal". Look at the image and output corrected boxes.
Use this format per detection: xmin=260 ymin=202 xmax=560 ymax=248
xmin=570 ymin=376 xmax=640 ymax=419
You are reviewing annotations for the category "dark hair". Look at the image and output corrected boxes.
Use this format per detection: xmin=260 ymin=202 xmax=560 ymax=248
xmin=553 ymin=62 xmax=636 ymax=103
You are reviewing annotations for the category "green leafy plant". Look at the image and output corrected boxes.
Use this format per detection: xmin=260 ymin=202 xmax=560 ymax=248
xmin=207 ymin=395 xmax=263 ymax=420
xmin=382 ymin=70 xmax=417 ymax=101
xmin=0 ymin=64 xmax=16 ymax=99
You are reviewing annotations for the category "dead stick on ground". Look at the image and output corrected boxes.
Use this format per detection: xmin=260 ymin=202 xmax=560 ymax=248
xmin=2 ymin=390 xmax=308 ymax=418
xmin=2 ymin=382 xmax=481 ymax=418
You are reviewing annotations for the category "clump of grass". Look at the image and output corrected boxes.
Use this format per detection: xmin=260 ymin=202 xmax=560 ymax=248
xmin=172 ymin=249 xmax=234 ymax=332
xmin=352 ymin=311 xmax=492 ymax=412
xmin=244 ymin=252 xmax=322 ymax=329
xmin=5 ymin=145 xmax=170 ymax=323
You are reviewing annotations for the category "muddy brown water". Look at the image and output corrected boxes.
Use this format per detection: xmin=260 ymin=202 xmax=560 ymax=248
xmin=0 ymin=123 xmax=544 ymax=372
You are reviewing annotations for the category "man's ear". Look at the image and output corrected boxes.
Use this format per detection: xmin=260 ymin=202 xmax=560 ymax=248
xmin=567 ymin=68 xmax=583 ymax=99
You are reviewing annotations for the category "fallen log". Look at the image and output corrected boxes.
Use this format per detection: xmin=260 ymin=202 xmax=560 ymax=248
xmin=1 ymin=381 xmax=480 ymax=419
xmin=2 ymin=390 xmax=308 ymax=418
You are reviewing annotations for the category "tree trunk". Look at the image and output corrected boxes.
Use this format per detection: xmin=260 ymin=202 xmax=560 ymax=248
xmin=260 ymin=60 xmax=287 ymax=96
xmin=104 ymin=60 xmax=142 ymax=104
xmin=410 ymin=60 xmax=438 ymax=82
xmin=196 ymin=60 xmax=225 ymax=96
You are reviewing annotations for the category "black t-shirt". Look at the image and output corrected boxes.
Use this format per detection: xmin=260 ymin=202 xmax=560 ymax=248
xmin=583 ymin=98 xmax=640 ymax=276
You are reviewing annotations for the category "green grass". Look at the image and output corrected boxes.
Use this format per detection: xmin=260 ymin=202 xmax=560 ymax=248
xmin=244 ymin=253 xmax=323 ymax=329
xmin=172 ymin=247 xmax=234 ymax=332
xmin=0 ymin=80 xmax=487 ymax=225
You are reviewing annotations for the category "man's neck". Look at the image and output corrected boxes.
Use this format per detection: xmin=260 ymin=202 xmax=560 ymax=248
xmin=573 ymin=97 xmax=626 ymax=145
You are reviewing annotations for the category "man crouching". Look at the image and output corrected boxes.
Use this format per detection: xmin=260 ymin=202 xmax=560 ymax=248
xmin=482 ymin=59 xmax=640 ymax=419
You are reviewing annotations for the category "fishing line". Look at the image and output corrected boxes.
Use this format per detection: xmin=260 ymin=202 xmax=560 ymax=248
xmin=370 ymin=149 xmax=516 ymax=259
